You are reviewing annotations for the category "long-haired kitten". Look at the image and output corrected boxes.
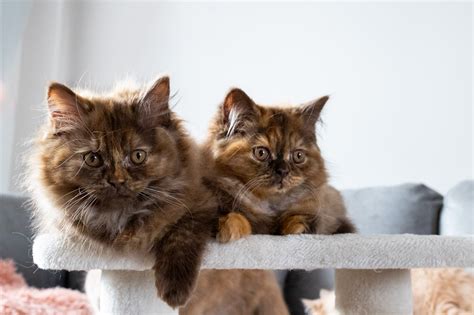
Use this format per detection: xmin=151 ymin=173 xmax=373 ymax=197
xmin=183 ymin=87 xmax=356 ymax=315
xmin=204 ymin=88 xmax=355 ymax=242
xmin=27 ymin=76 xmax=215 ymax=307
xmin=304 ymin=269 xmax=474 ymax=315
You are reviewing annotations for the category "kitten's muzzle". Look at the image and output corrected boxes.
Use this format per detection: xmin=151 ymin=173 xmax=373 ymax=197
xmin=107 ymin=179 xmax=133 ymax=197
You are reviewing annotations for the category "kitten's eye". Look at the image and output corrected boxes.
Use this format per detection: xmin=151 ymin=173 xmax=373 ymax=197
xmin=253 ymin=146 xmax=270 ymax=162
xmin=130 ymin=149 xmax=147 ymax=165
xmin=84 ymin=152 xmax=103 ymax=167
xmin=292 ymin=150 xmax=306 ymax=164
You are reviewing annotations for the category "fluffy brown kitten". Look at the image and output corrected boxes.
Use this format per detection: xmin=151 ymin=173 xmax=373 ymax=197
xmin=304 ymin=269 xmax=474 ymax=315
xmin=27 ymin=76 xmax=215 ymax=307
xmin=204 ymin=88 xmax=355 ymax=242
xmin=180 ymin=270 xmax=289 ymax=315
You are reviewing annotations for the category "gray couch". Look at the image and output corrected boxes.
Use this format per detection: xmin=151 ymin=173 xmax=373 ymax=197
xmin=1 ymin=181 xmax=472 ymax=315
xmin=0 ymin=194 xmax=85 ymax=290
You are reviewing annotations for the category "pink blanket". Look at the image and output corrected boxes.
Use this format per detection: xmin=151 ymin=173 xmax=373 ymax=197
xmin=0 ymin=259 xmax=93 ymax=315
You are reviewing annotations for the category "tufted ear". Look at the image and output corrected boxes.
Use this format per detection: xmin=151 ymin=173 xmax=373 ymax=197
xmin=47 ymin=82 xmax=89 ymax=132
xmin=298 ymin=95 xmax=329 ymax=127
xmin=139 ymin=76 xmax=171 ymax=128
xmin=221 ymin=88 xmax=257 ymax=136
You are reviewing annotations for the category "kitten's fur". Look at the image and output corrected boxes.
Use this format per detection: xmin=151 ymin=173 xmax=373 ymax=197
xmin=303 ymin=269 xmax=474 ymax=315
xmin=180 ymin=270 xmax=288 ymax=315
xmin=27 ymin=76 xmax=215 ymax=307
xmin=204 ymin=88 xmax=355 ymax=242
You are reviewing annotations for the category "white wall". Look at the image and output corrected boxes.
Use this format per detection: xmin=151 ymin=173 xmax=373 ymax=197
xmin=0 ymin=1 xmax=32 ymax=193
xmin=3 ymin=2 xmax=472 ymax=194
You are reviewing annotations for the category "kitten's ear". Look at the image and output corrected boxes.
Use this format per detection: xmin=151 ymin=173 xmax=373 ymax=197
xmin=299 ymin=95 xmax=329 ymax=127
xmin=139 ymin=76 xmax=171 ymax=128
xmin=221 ymin=88 xmax=257 ymax=136
xmin=47 ymin=82 xmax=88 ymax=132
xmin=222 ymin=88 xmax=256 ymax=124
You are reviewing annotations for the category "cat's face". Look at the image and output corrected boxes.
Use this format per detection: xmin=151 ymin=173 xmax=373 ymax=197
xmin=209 ymin=89 xmax=328 ymax=197
xmin=38 ymin=77 xmax=184 ymax=213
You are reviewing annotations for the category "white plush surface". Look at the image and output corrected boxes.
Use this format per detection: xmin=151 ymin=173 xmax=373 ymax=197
xmin=33 ymin=233 xmax=474 ymax=271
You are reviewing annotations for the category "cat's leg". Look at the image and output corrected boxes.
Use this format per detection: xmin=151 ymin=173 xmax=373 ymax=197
xmin=152 ymin=211 xmax=211 ymax=308
xmin=217 ymin=212 xmax=252 ymax=243
xmin=280 ymin=212 xmax=356 ymax=235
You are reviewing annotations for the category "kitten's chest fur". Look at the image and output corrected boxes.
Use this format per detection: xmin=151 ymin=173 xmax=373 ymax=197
xmin=64 ymin=198 xmax=184 ymax=250
xmin=84 ymin=205 xmax=153 ymax=238
xmin=217 ymin=177 xmax=308 ymax=216
xmin=249 ymin=195 xmax=300 ymax=215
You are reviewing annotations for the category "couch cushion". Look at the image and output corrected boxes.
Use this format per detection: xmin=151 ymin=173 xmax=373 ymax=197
xmin=343 ymin=183 xmax=443 ymax=235
xmin=440 ymin=180 xmax=474 ymax=236
xmin=283 ymin=183 xmax=443 ymax=315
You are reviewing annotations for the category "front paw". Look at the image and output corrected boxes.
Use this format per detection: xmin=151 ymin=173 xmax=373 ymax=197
xmin=217 ymin=212 xmax=252 ymax=243
xmin=281 ymin=215 xmax=308 ymax=235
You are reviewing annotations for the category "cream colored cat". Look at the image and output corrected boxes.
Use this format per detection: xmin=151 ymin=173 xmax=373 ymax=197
xmin=304 ymin=269 xmax=474 ymax=315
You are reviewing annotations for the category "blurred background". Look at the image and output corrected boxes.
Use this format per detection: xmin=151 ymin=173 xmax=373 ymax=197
xmin=1 ymin=1 xmax=472 ymax=194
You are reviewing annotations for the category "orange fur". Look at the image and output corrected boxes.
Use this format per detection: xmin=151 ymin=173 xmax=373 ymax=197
xmin=412 ymin=269 xmax=474 ymax=315
xmin=180 ymin=270 xmax=289 ymax=315
xmin=217 ymin=212 xmax=252 ymax=243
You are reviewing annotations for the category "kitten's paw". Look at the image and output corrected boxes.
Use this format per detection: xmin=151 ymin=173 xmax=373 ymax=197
xmin=217 ymin=212 xmax=252 ymax=243
xmin=281 ymin=215 xmax=308 ymax=235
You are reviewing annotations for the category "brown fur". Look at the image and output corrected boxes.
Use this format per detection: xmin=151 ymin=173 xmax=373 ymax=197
xmin=304 ymin=269 xmax=474 ymax=315
xmin=26 ymin=77 xmax=216 ymax=308
xmin=180 ymin=270 xmax=289 ymax=315
xmin=204 ymin=88 xmax=356 ymax=239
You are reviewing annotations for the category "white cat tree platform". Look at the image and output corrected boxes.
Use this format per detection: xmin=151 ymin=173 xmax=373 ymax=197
xmin=33 ymin=234 xmax=474 ymax=315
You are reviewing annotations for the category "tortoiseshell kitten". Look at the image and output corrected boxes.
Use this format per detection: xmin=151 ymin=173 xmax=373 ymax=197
xmin=27 ymin=76 xmax=215 ymax=307
xmin=204 ymin=88 xmax=355 ymax=242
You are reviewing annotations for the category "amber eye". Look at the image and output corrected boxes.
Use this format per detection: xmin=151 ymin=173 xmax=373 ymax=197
xmin=130 ymin=149 xmax=147 ymax=165
xmin=292 ymin=150 xmax=306 ymax=164
xmin=253 ymin=147 xmax=270 ymax=162
xmin=84 ymin=152 xmax=103 ymax=167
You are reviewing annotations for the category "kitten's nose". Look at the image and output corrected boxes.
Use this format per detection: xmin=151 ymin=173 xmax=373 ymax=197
xmin=108 ymin=178 xmax=126 ymax=188
xmin=275 ymin=163 xmax=290 ymax=178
